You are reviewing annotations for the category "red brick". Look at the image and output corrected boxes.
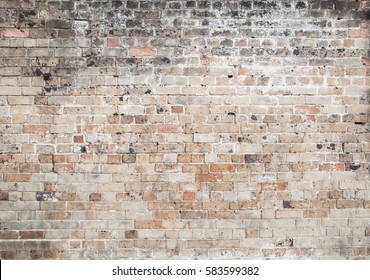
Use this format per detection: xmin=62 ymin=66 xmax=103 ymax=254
xmin=0 ymin=28 xmax=30 ymax=38
xmin=19 ymin=231 xmax=45 ymax=239
xmin=107 ymin=38 xmax=120 ymax=48
xmin=319 ymin=163 xmax=345 ymax=171
xmin=0 ymin=192 xmax=9 ymax=201
xmin=53 ymin=163 xmax=74 ymax=173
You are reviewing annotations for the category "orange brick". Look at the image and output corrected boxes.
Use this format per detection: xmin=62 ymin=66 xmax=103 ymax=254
xmin=23 ymin=125 xmax=50 ymax=133
xmin=296 ymin=105 xmax=321 ymax=114
xmin=43 ymin=250 xmax=57 ymax=259
xmin=53 ymin=154 xmax=66 ymax=163
xmin=73 ymin=135 xmax=84 ymax=143
xmin=134 ymin=220 xmax=162 ymax=229
xmin=152 ymin=211 xmax=180 ymax=220
xmin=129 ymin=47 xmax=155 ymax=57
xmin=4 ymin=174 xmax=31 ymax=182
xmin=210 ymin=164 xmax=236 ymax=172
xmin=158 ymin=124 xmax=183 ymax=133
xmin=183 ymin=192 xmax=196 ymax=200
xmin=246 ymin=229 xmax=259 ymax=238
xmin=261 ymin=182 xmax=287 ymax=191
xmin=107 ymin=155 xmax=122 ymax=164
xmin=171 ymin=106 xmax=184 ymax=113
xmin=178 ymin=154 xmax=191 ymax=163
xmin=195 ymin=174 xmax=223 ymax=182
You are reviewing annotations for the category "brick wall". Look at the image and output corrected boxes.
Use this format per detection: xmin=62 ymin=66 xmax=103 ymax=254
xmin=0 ymin=0 xmax=369 ymax=259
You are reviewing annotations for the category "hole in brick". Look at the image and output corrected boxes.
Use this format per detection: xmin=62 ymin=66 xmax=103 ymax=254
xmin=244 ymin=154 xmax=258 ymax=163
xmin=349 ymin=163 xmax=360 ymax=170
xmin=34 ymin=68 xmax=43 ymax=76
xmin=295 ymin=1 xmax=306 ymax=9
xmin=328 ymin=144 xmax=335 ymax=150
xmin=283 ymin=201 xmax=292 ymax=208
xmin=316 ymin=144 xmax=323 ymax=149
xmin=43 ymin=73 xmax=52 ymax=81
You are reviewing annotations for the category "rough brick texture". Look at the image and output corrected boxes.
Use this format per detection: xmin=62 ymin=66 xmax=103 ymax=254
xmin=0 ymin=0 xmax=369 ymax=260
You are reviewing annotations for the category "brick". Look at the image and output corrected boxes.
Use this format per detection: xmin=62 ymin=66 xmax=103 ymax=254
xmin=158 ymin=124 xmax=183 ymax=133
xmin=319 ymin=163 xmax=345 ymax=171
xmin=107 ymin=38 xmax=120 ymax=48
xmin=19 ymin=231 xmax=44 ymax=239
xmin=195 ymin=174 xmax=223 ymax=182
xmin=129 ymin=48 xmax=155 ymax=57
xmin=0 ymin=28 xmax=30 ymax=38
xmin=0 ymin=0 xmax=368 ymax=260
xmin=125 ymin=230 xmax=138 ymax=239
xmin=337 ymin=200 xmax=364 ymax=209
xmin=134 ymin=220 xmax=162 ymax=229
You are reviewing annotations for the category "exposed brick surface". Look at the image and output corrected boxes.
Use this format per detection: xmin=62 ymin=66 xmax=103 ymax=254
xmin=0 ymin=0 xmax=369 ymax=260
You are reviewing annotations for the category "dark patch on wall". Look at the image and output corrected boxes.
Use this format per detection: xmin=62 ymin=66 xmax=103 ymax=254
xmin=0 ymin=192 xmax=9 ymax=201
xmin=36 ymin=192 xmax=55 ymax=201
xmin=296 ymin=1 xmax=306 ymax=9
xmin=328 ymin=143 xmax=336 ymax=150
xmin=283 ymin=201 xmax=292 ymax=208
xmin=245 ymin=154 xmax=258 ymax=163
xmin=349 ymin=163 xmax=360 ymax=171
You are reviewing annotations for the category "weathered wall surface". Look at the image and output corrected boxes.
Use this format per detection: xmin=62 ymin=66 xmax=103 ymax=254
xmin=0 ymin=0 xmax=369 ymax=259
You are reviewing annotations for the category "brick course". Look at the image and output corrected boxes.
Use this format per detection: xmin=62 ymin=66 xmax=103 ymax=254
xmin=0 ymin=0 xmax=369 ymax=259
